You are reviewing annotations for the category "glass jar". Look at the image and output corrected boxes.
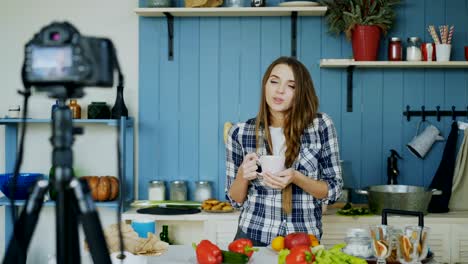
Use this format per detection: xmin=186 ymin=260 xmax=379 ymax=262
xmin=148 ymin=180 xmax=166 ymax=201
xmin=388 ymin=37 xmax=402 ymax=61
xmin=87 ymin=102 xmax=111 ymax=119
xmin=406 ymin=37 xmax=422 ymax=61
xmin=194 ymin=181 xmax=212 ymax=202
xmin=342 ymin=228 xmax=373 ymax=258
xmin=170 ymin=180 xmax=187 ymax=201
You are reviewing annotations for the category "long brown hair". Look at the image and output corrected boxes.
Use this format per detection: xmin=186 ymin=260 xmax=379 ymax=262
xmin=255 ymin=57 xmax=319 ymax=214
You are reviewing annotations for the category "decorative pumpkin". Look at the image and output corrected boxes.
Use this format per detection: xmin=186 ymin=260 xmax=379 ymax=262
xmin=81 ymin=176 xmax=119 ymax=201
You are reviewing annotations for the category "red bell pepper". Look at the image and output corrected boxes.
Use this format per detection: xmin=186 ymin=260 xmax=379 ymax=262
xmin=285 ymin=245 xmax=314 ymax=264
xmin=193 ymin=240 xmax=223 ymax=264
xmin=228 ymin=238 xmax=259 ymax=258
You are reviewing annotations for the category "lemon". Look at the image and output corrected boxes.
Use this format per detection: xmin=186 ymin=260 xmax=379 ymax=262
xmin=271 ymin=236 xmax=285 ymax=252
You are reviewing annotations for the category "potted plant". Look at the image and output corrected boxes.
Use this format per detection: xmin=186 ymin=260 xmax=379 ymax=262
xmin=321 ymin=0 xmax=400 ymax=61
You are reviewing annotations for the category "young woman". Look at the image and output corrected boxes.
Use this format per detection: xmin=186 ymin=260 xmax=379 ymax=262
xmin=225 ymin=56 xmax=343 ymax=246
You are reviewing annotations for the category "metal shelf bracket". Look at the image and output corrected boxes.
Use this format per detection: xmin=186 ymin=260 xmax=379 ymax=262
xmin=291 ymin=11 xmax=297 ymax=58
xmin=163 ymin=12 xmax=174 ymax=61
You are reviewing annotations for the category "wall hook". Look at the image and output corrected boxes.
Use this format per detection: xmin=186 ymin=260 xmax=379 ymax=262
xmin=421 ymin=106 xmax=426 ymax=122
xmin=436 ymin=106 xmax=441 ymax=122
xmin=452 ymin=106 xmax=456 ymax=121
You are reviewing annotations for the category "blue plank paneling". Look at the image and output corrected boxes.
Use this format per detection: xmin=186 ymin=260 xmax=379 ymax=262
xmin=361 ymin=69 xmax=384 ymax=187
xmin=240 ymin=18 xmax=262 ymax=121
xmin=219 ymin=17 xmax=242 ymax=198
xmin=138 ymin=17 xmax=162 ymax=199
xmin=401 ymin=0 xmax=426 ymax=187
xmin=138 ymin=0 xmax=468 ymax=201
xmin=422 ymin=0 xmax=446 ymax=187
xmin=199 ymin=17 xmax=220 ymax=198
xmin=179 ymin=17 xmax=201 ymax=199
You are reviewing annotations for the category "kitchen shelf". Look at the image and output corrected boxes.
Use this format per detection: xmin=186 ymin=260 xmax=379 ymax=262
xmin=0 ymin=118 xmax=133 ymax=126
xmin=134 ymin=6 xmax=327 ymax=17
xmin=320 ymin=59 xmax=468 ymax=68
xmin=135 ymin=6 xmax=327 ymax=60
xmin=0 ymin=197 xmax=119 ymax=208
xmin=0 ymin=117 xmax=135 ymax=249
xmin=320 ymin=59 xmax=468 ymax=112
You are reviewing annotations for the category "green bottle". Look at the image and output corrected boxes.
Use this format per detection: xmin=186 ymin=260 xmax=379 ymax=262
xmin=159 ymin=225 xmax=170 ymax=244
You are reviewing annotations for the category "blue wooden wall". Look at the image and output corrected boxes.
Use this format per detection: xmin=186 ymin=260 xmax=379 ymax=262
xmin=138 ymin=0 xmax=468 ymax=201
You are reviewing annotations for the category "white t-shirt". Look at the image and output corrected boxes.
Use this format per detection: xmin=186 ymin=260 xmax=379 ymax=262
xmin=269 ymin=126 xmax=286 ymax=156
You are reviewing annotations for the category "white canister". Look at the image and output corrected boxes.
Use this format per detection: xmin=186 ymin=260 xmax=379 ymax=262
xmin=8 ymin=105 xmax=20 ymax=118
xmin=148 ymin=180 xmax=166 ymax=201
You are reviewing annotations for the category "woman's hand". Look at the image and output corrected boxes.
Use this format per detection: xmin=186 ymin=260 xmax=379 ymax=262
xmin=239 ymin=153 xmax=259 ymax=181
xmin=262 ymin=169 xmax=296 ymax=189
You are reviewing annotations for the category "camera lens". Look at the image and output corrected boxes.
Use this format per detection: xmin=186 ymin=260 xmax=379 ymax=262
xmin=50 ymin=32 xmax=61 ymax=41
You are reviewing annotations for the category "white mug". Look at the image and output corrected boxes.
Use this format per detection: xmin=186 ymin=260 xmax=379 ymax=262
xmin=258 ymin=155 xmax=285 ymax=175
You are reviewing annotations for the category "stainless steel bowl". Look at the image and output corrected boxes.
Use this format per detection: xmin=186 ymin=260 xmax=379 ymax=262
xmin=356 ymin=185 xmax=442 ymax=215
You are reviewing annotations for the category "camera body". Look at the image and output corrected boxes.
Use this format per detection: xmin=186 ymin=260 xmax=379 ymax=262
xmin=23 ymin=22 xmax=114 ymax=88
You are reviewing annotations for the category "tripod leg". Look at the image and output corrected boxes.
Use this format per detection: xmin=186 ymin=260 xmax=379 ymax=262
xmin=71 ymin=178 xmax=112 ymax=264
xmin=55 ymin=167 xmax=81 ymax=264
xmin=3 ymin=179 xmax=49 ymax=264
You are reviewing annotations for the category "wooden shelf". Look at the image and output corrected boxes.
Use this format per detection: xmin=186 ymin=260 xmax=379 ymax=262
xmin=135 ymin=6 xmax=327 ymax=17
xmin=320 ymin=59 xmax=468 ymax=112
xmin=0 ymin=197 xmax=119 ymax=207
xmin=0 ymin=118 xmax=134 ymax=127
xmin=320 ymin=59 xmax=468 ymax=68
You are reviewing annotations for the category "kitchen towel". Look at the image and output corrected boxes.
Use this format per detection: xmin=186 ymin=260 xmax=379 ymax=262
xmin=428 ymin=121 xmax=458 ymax=213
xmin=449 ymin=129 xmax=468 ymax=210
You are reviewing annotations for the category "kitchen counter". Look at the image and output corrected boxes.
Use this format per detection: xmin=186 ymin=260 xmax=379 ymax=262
xmin=123 ymin=207 xmax=468 ymax=224
xmin=122 ymin=208 xmax=468 ymax=263
xmin=102 ymin=245 xmax=440 ymax=264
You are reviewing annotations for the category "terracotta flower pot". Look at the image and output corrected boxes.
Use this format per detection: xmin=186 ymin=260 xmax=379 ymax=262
xmin=352 ymin=25 xmax=381 ymax=61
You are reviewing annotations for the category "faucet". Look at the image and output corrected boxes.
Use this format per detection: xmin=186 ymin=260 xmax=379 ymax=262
xmin=387 ymin=149 xmax=402 ymax=185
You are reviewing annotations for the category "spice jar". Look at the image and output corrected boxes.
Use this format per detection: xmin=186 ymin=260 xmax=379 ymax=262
xmin=170 ymin=180 xmax=187 ymax=201
xmin=194 ymin=181 xmax=212 ymax=202
xmin=388 ymin=37 xmax=402 ymax=61
xmin=148 ymin=180 xmax=166 ymax=201
xmin=68 ymin=99 xmax=81 ymax=119
xmin=406 ymin=37 xmax=422 ymax=61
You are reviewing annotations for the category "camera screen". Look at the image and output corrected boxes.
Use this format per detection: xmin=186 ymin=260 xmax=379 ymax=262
xmin=31 ymin=46 xmax=73 ymax=79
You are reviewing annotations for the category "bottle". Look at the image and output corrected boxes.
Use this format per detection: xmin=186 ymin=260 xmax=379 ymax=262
xmin=111 ymin=84 xmax=128 ymax=119
xmin=68 ymin=99 xmax=81 ymax=119
xmin=387 ymin=149 xmax=402 ymax=185
xmin=159 ymin=225 xmax=170 ymax=244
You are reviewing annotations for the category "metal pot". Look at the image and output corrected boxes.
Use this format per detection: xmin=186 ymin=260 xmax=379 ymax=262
xmin=356 ymin=185 xmax=442 ymax=215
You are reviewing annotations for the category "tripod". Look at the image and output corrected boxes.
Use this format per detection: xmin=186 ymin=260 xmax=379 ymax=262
xmin=4 ymin=87 xmax=111 ymax=264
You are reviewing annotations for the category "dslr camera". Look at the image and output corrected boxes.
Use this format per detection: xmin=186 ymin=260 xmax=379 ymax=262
xmin=23 ymin=21 xmax=114 ymax=88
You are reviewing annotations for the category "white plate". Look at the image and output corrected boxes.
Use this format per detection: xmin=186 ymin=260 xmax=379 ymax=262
xmin=278 ymin=1 xmax=319 ymax=7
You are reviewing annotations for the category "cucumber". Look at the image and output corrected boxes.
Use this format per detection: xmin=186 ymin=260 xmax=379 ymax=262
xmin=221 ymin=250 xmax=249 ymax=264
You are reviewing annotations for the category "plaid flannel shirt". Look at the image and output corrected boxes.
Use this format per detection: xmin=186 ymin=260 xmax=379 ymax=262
xmin=225 ymin=113 xmax=343 ymax=245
